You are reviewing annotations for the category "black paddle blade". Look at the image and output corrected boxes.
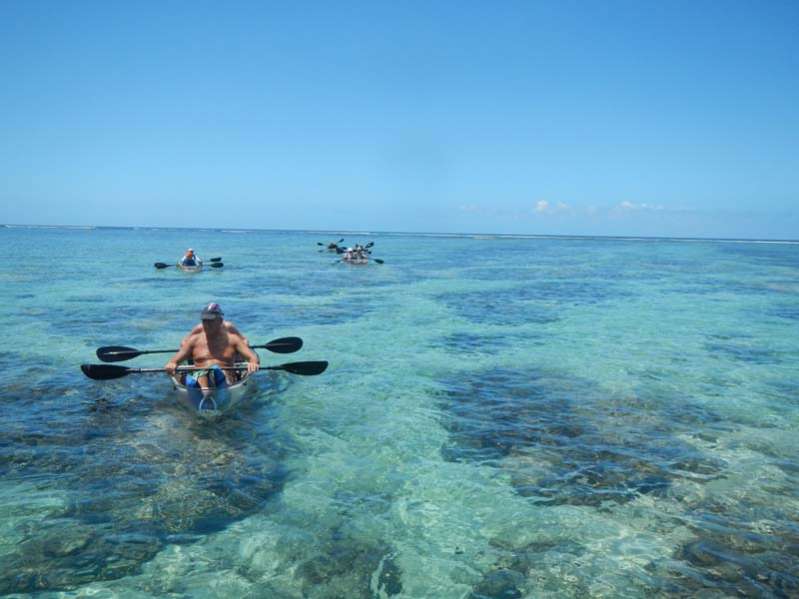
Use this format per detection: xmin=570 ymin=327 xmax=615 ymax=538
xmin=210 ymin=262 xmax=224 ymax=268
xmin=96 ymin=345 xmax=141 ymax=362
xmin=154 ymin=262 xmax=170 ymax=269
xmin=269 ymin=361 xmax=328 ymax=375
xmin=317 ymin=242 xmax=325 ymax=246
xmin=210 ymin=257 xmax=222 ymax=262
xmin=260 ymin=336 xmax=303 ymax=354
xmin=374 ymin=258 xmax=384 ymax=264
xmin=81 ymin=364 xmax=132 ymax=380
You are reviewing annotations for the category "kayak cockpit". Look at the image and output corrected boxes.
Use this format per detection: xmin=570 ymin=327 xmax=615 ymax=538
xmin=170 ymin=360 xmax=257 ymax=418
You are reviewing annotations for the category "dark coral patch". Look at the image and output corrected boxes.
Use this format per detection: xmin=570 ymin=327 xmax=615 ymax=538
xmin=437 ymin=368 xmax=725 ymax=507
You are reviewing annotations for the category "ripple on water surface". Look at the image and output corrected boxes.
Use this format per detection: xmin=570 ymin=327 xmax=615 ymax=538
xmin=2 ymin=229 xmax=798 ymax=597
xmin=0 ymin=371 xmax=290 ymax=594
xmin=436 ymin=367 xmax=798 ymax=597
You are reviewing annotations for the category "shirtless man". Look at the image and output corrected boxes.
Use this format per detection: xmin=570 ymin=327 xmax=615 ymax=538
xmin=181 ymin=320 xmax=248 ymax=349
xmin=165 ymin=303 xmax=259 ymax=394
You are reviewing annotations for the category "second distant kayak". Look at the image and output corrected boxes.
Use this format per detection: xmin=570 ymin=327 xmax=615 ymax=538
xmin=177 ymin=258 xmax=203 ymax=272
xmin=341 ymin=254 xmax=369 ymax=265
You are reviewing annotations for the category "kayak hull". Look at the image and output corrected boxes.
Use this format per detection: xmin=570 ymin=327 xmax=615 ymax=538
xmin=170 ymin=365 xmax=256 ymax=418
xmin=176 ymin=260 xmax=203 ymax=272
xmin=342 ymin=255 xmax=369 ymax=265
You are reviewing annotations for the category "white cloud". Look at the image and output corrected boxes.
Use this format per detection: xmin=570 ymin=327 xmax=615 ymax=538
xmin=616 ymin=201 xmax=665 ymax=212
xmin=534 ymin=200 xmax=571 ymax=215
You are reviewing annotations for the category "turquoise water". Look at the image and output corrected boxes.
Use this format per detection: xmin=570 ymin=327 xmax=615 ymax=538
xmin=1 ymin=226 xmax=798 ymax=597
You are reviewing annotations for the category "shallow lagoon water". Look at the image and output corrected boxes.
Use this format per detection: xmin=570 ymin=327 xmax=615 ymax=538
xmin=0 ymin=226 xmax=798 ymax=597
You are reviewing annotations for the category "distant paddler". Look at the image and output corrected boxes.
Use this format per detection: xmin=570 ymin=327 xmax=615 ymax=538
xmin=165 ymin=303 xmax=259 ymax=396
xmin=179 ymin=248 xmax=199 ymax=267
xmin=317 ymin=238 xmax=344 ymax=252
xmin=154 ymin=251 xmax=223 ymax=270
xmin=341 ymin=244 xmax=369 ymax=263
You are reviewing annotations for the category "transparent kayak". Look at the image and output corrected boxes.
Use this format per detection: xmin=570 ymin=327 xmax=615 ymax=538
xmin=170 ymin=361 xmax=257 ymax=419
xmin=176 ymin=259 xmax=203 ymax=272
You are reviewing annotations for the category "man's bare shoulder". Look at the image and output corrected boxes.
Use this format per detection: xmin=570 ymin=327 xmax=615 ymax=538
xmin=183 ymin=329 xmax=204 ymax=345
xmin=228 ymin=330 xmax=248 ymax=344
xmin=188 ymin=320 xmax=237 ymax=332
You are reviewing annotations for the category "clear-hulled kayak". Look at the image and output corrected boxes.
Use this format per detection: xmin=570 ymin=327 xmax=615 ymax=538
xmin=170 ymin=363 xmax=256 ymax=418
xmin=176 ymin=259 xmax=203 ymax=272
xmin=341 ymin=253 xmax=369 ymax=265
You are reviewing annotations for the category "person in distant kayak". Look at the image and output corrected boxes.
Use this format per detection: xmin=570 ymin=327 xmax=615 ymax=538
xmin=342 ymin=244 xmax=368 ymax=261
xmin=179 ymin=248 xmax=198 ymax=266
xmin=165 ymin=303 xmax=259 ymax=394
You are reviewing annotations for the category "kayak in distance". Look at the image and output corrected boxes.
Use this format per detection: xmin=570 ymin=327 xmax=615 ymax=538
xmin=176 ymin=258 xmax=203 ymax=272
xmin=341 ymin=253 xmax=370 ymax=265
xmin=153 ymin=257 xmax=224 ymax=271
xmin=317 ymin=238 xmax=345 ymax=252
xmin=338 ymin=243 xmax=384 ymax=265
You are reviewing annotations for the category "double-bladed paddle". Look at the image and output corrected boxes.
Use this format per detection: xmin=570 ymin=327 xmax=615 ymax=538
xmin=154 ymin=257 xmax=223 ymax=269
xmin=334 ymin=257 xmax=384 ymax=265
xmin=81 ymin=360 xmax=328 ymax=380
xmin=154 ymin=262 xmax=223 ymax=269
xmin=96 ymin=336 xmax=303 ymax=362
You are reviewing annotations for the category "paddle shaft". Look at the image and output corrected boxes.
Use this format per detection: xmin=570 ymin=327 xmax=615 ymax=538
xmin=154 ymin=259 xmax=223 ymax=269
xmin=336 ymin=257 xmax=384 ymax=264
xmin=142 ymin=365 xmax=273 ymax=373
xmin=81 ymin=360 xmax=327 ymax=380
xmin=98 ymin=337 xmax=302 ymax=361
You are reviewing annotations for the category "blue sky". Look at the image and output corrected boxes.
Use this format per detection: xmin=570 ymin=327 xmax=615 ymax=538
xmin=1 ymin=1 xmax=797 ymax=238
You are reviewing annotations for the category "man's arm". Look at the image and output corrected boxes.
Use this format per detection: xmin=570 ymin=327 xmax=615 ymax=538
xmin=225 ymin=321 xmax=248 ymax=346
xmin=165 ymin=339 xmax=194 ymax=375
xmin=180 ymin=326 xmax=201 ymax=350
xmin=234 ymin=336 xmax=260 ymax=373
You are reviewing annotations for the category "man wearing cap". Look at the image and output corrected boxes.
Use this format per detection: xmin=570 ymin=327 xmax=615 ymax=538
xmin=165 ymin=303 xmax=259 ymax=395
xmin=179 ymin=248 xmax=198 ymax=267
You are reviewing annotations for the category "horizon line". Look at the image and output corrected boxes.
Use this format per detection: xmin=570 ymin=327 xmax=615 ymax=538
xmin=2 ymin=223 xmax=798 ymax=244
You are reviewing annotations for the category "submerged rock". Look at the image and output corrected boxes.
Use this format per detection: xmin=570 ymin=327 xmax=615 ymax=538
xmin=438 ymin=367 xmax=725 ymax=508
xmin=294 ymin=535 xmax=402 ymax=599
xmin=468 ymin=568 xmax=524 ymax=599
xmin=0 ymin=527 xmax=163 ymax=595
